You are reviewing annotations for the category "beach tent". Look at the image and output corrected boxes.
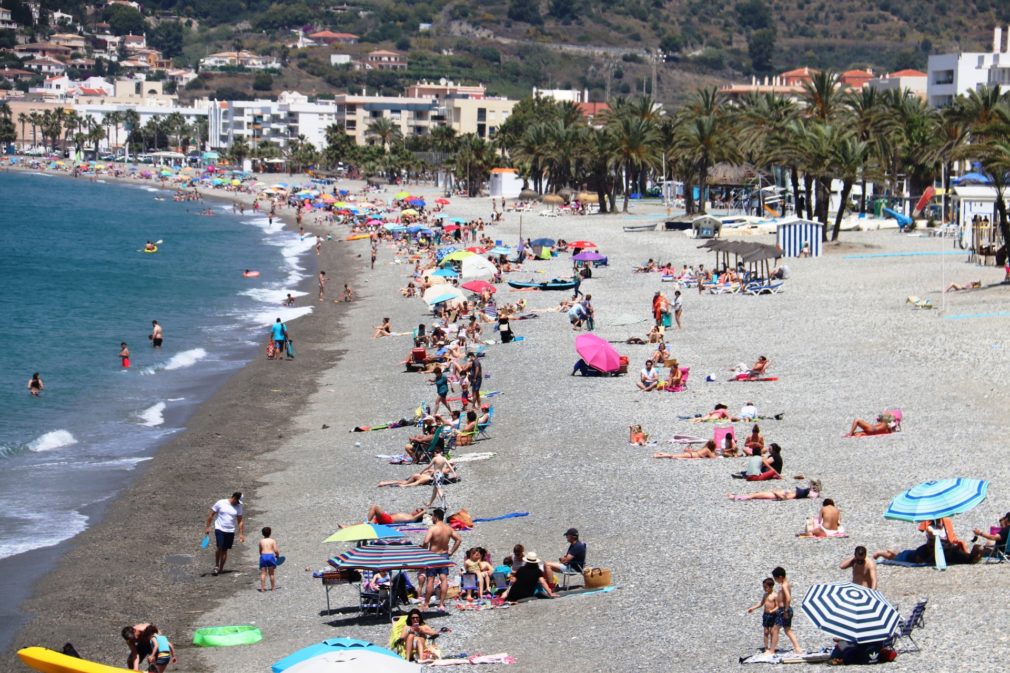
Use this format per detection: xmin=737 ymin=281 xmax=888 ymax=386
xmin=423 ymin=286 xmax=465 ymax=306
xmin=460 ymin=255 xmax=497 ymax=280
xmin=776 ymin=218 xmax=823 ymax=257
xmin=272 ymin=639 xmax=406 ymax=673
xmin=285 ymin=650 xmax=419 ymax=673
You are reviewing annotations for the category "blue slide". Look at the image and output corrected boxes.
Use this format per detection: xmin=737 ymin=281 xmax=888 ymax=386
xmin=882 ymin=207 xmax=912 ymax=230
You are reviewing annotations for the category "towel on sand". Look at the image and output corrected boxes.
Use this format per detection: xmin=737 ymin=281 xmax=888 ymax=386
xmin=878 ymin=558 xmax=930 ymax=567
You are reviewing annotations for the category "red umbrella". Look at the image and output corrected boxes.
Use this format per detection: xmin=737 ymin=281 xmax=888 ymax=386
xmin=443 ymin=224 xmax=460 ymax=232
xmin=466 ymin=246 xmax=487 ymax=254
xmin=435 ymin=198 xmax=450 ymax=205
xmin=570 ymin=240 xmax=597 ymax=249
xmin=575 ymin=333 xmax=620 ymax=373
xmin=461 ymin=280 xmax=495 ymax=294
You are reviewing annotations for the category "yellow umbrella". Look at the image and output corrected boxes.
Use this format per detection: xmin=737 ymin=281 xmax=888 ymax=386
xmin=441 ymin=250 xmax=475 ymax=264
xmin=401 ymin=208 xmax=419 ymax=216
xmin=395 ymin=191 xmax=411 ymax=200
xmin=231 ymin=179 xmax=241 ymax=186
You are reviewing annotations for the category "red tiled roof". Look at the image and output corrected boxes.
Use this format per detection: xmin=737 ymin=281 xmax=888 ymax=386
xmin=888 ymin=69 xmax=926 ymax=78
xmin=309 ymin=30 xmax=359 ymax=39
xmin=78 ymin=87 xmax=105 ymax=95
xmin=577 ymin=101 xmax=609 ymax=117
xmin=780 ymin=67 xmax=815 ymax=77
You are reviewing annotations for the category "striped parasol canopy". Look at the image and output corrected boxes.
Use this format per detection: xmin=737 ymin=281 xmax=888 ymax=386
xmin=322 ymin=524 xmax=405 ymax=543
xmin=328 ymin=544 xmax=454 ymax=571
xmin=801 ymin=583 xmax=900 ymax=644
xmin=884 ymin=477 xmax=988 ymax=522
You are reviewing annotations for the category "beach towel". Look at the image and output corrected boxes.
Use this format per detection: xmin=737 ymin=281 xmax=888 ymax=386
xmin=353 ymin=418 xmax=411 ymax=432
xmin=740 ymin=650 xmax=831 ymax=664
xmin=450 ymin=452 xmax=497 ymax=463
xmin=427 ymin=653 xmax=517 ymax=666
xmin=878 ymin=558 xmax=930 ymax=568
xmin=375 ymin=454 xmax=413 ymax=464
xmin=471 ymin=511 xmax=529 ymax=523
xmin=669 ymin=434 xmax=707 ymax=444
xmin=796 ymin=532 xmax=849 ymax=539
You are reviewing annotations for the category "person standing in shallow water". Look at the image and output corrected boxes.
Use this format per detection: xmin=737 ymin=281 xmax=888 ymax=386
xmin=28 ymin=372 xmax=44 ymax=396
xmin=150 ymin=320 xmax=163 ymax=348
xmin=119 ymin=342 xmax=130 ymax=368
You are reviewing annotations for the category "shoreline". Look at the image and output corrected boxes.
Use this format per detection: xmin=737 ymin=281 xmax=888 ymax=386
xmin=0 ymin=165 xmax=356 ymax=672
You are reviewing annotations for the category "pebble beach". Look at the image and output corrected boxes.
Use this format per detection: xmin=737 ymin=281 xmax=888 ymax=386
xmin=5 ymin=170 xmax=1010 ymax=672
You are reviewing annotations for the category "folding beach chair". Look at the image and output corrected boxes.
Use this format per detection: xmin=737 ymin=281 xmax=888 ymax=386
xmin=358 ymin=571 xmax=392 ymax=620
xmin=984 ymin=532 xmax=1010 ymax=563
xmin=414 ymin=426 xmax=444 ymax=463
xmin=460 ymin=572 xmax=479 ymax=597
xmin=490 ymin=571 xmax=510 ymax=594
xmin=476 ymin=406 xmax=494 ymax=440
xmin=889 ymin=598 xmax=927 ymax=653
xmin=666 ymin=367 xmax=690 ymax=392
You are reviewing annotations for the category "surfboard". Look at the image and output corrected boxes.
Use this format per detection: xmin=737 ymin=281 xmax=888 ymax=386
xmin=913 ymin=186 xmax=935 ymax=216
xmin=18 ymin=647 xmax=133 ymax=673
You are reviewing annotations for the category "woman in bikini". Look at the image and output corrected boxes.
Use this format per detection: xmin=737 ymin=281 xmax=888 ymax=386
xmin=27 ymin=372 xmax=44 ymax=396
xmin=665 ymin=360 xmax=683 ymax=389
xmin=728 ymin=480 xmax=822 ymax=501
xmin=847 ymin=414 xmax=894 ymax=436
xmin=655 ymin=439 xmax=719 ymax=459
xmin=745 ymin=425 xmax=765 ymax=455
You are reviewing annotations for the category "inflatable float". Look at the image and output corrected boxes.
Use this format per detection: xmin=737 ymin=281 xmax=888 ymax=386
xmin=192 ymin=625 xmax=262 ymax=647
xmin=18 ymin=647 xmax=132 ymax=673
xmin=242 ymin=270 xmax=260 ymax=278
xmin=345 ymin=233 xmax=371 ymax=241
xmin=143 ymin=246 xmax=158 ymax=254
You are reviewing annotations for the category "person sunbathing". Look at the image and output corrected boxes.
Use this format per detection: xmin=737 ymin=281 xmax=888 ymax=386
xmin=372 ymin=317 xmax=392 ymax=338
xmin=807 ymin=498 xmax=842 ymax=537
xmin=629 ymin=424 xmax=648 ymax=445
xmin=728 ymin=480 xmax=822 ymax=501
xmin=378 ymin=448 xmax=457 ymax=488
xmin=690 ymin=403 xmax=739 ymax=423
xmin=655 ymin=439 xmax=719 ymax=459
xmin=649 ymin=342 xmax=668 ymax=365
xmin=945 ymin=280 xmax=982 ymax=292
xmin=744 ymin=425 xmax=765 ymax=455
xmin=747 ymin=356 xmax=769 ymax=378
xmin=847 ymin=413 xmax=896 ymax=436
xmin=364 ymin=505 xmax=425 ymax=525
xmin=665 ymin=360 xmax=683 ymax=389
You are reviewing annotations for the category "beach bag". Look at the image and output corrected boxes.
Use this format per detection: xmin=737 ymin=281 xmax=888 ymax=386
xmin=266 ymin=341 xmax=275 ymax=359
xmin=583 ymin=567 xmax=612 ymax=588
xmin=448 ymin=509 xmax=474 ymax=529
xmin=617 ymin=355 xmax=629 ymax=374
xmin=661 ymin=312 xmax=672 ymax=328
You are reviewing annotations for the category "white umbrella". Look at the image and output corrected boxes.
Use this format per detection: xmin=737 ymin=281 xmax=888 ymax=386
xmin=423 ymin=286 xmax=465 ymax=306
xmin=460 ymin=255 xmax=496 ymax=280
xmin=286 ymin=651 xmax=420 ymax=673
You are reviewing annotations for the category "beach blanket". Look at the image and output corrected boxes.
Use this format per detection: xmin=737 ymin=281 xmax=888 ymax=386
xmin=471 ymin=511 xmax=529 ymax=523
xmin=740 ymin=650 xmax=832 ymax=665
xmin=878 ymin=558 xmax=930 ymax=567
xmin=796 ymin=532 xmax=849 ymax=539
xmin=448 ymin=452 xmax=497 ymax=463
xmin=669 ymin=434 xmax=707 ymax=444
xmin=353 ymin=418 xmax=412 ymax=432
xmin=427 ymin=653 xmax=517 ymax=666
xmin=376 ymin=454 xmax=413 ymax=464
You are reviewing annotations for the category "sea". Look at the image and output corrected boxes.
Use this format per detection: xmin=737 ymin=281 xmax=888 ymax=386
xmin=0 ymin=171 xmax=315 ymax=651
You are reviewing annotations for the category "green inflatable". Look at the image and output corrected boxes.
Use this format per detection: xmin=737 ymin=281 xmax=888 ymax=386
xmin=192 ymin=625 xmax=262 ymax=647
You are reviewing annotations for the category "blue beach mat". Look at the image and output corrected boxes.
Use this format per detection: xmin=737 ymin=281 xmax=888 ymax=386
xmin=878 ymin=558 xmax=929 ymax=568
xmin=472 ymin=512 xmax=529 ymax=523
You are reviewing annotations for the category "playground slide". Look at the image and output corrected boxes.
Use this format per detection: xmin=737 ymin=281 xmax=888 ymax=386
xmin=763 ymin=204 xmax=781 ymax=217
xmin=882 ymin=207 xmax=913 ymax=229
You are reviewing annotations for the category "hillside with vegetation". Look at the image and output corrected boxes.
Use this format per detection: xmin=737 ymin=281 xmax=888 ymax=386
xmin=4 ymin=0 xmax=1010 ymax=103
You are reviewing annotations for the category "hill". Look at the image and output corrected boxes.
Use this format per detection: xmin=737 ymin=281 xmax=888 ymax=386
xmin=17 ymin=0 xmax=1010 ymax=103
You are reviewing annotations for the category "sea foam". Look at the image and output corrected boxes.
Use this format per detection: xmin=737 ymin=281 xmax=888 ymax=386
xmin=27 ymin=430 xmax=78 ymax=452
xmin=138 ymin=402 xmax=166 ymax=427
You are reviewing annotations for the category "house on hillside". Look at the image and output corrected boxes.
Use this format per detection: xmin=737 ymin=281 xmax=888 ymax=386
xmin=356 ymin=49 xmax=407 ymax=71
xmin=26 ymin=57 xmax=67 ymax=74
xmin=308 ymin=30 xmax=359 ymax=45
xmin=15 ymin=42 xmax=73 ymax=60
xmin=200 ymin=50 xmax=281 ymax=71
xmin=50 ymin=33 xmax=88 ymax=50
xmin=868 ymin=69 xmax=927 ymax=98
xmin=840 ymin=68 xmax=874 ymax=89
xmin=0 ymin=8 xmax=16 ymax=30
xmin=122 ymin=34 xmax=147 ymax=51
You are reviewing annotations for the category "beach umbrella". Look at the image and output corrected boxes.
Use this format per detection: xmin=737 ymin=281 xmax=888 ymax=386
xmin=572 ymin=251 xmax=606 ymax=262
xmin=423 ymin=286 xmax=465 ymax=306
xmin=449 ymin=217 xmax=467 ymax=224
xmin=286 ymin=650 xmax=420 ymax=673
xmin=408 ymin=198 xmax=425 ymax=207
xmin=430 ymin=267 xmax=459 ymax=278
xmin=531 ymin=245 xmax=552 ymax=259
xmin=489 ymin=246 xmax=513 ymax=256
xmin=518 ymin=188 xmax=540 ymax=201
xmin=466 ymin=246 xmax=487 ymax=254
xmin=884 ymin=478 xmax=988 ymax=522
xmin=884 ymin=477 xmax=988 ymax=570
xmin=441 ymin=250 xmax=475 ymax=263
xmin=461 ymin=254 xmax=497 ymax=280
xmin=461 ymin=280 xmax=495 ymax=294
xmin=323 ymin=524 xmax=405 ymax=543
xmin=401 ymin=208 xmax=419 ymax=216
xmin=543 ymin=193 xmax=564 ymax=205
xmin=329 ymin=543 xmax=455 ymax=571
xmin=435 ymin=198 xmax=450 ymax=205
xmin=394 ymin=191 xmax=411 ymax=200
xmin=530 ymin=237 xmax=555 ymax=247
xmin=384 ymin=224 xmax=407 ymax=233
xmin=272 ymin=638 xmax=406 ymax=673
xmin=575 ymin=333 xmax=621 ymax=373
xmin=801 ymin=583 xmax=900 ymax=644
xmin=569 ymin=240 xmax=596 ymax=249
xmin=407 ymin=224 xmax=426 ymax=234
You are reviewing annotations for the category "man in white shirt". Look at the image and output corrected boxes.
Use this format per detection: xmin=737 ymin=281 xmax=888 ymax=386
xmin=637 ymin=359 xmax=659 ymax=391
xmin=205 ymin=491 xmax=245 ymax=576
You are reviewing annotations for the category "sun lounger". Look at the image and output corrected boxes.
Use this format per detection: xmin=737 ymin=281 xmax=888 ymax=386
xmin=744 ymin=281 xmax=784 ymax=295
xmin=906 ymin=295 xmax=933 ymax=309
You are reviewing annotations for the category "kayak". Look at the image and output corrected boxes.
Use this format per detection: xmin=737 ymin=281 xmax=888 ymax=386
xmin=143 ymin=246 xmax=158 ymax=253
xmin=507 ymin=279 xmax=577 ymax=291
xmin=18 ymin=647 xmax=132 ymax=673
xmin=345 ymin=234 xmax=370 ymax=241
xmin=193 ymin=625 xmax=263 ymax=647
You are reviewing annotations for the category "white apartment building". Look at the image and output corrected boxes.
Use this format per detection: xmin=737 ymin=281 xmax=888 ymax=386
xmin=206 ymin=91 xmax=339 ymax=150
xmin=927 ymin=27 xmax=1010 ymax=107
xmin=0 ymin=8 xmax=17 ymax=30
xmin=867 ymin=69 xmax=927 ymax=98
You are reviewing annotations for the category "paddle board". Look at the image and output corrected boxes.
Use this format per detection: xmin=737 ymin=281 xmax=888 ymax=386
xmin=18 ymin=647 xmax=133 ymax=673
xmin=345 ymin=234 xmax=370 ymax=241
xmin=913 ymin=186 xmax=935 ymax=216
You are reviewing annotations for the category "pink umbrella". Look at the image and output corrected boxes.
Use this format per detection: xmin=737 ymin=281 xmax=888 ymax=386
xmin=461 ymin=280 xmax=495 ymax=294
xmin=575 ymin=333 xmax=620 ymax=373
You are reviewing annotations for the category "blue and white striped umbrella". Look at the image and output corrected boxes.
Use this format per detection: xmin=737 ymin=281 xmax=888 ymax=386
xmin=801 ymin=583 xmax=900 ymax=644
xmin=884 ymin=477 xmax=988 ymax=522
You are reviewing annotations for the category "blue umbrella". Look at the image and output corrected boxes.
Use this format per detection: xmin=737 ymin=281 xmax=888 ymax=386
xmin=427 ymin=291 xmax=462 ymax=305
xmin=408 ymin=198 xmax=425 ymax=207
xmin=431 ymin=268 xmax=458 ymax=278
xmin=339 ymin=189 xmax=349 ymax=195
xmin=801 ymin=583 xmax=900 ymax=644
xmin=952 ymin=172 xmax=992 ymax=185
xmin=272 ymin=638 xmax=401 ymax=673
xmin=531 ymin=237 xmax=555 ymax=246
xmin=383 ymin=224 xmax=406 ymax=232
xmin=406 ymin=224 xmax=425 ymax=233
xmin=449 ymin=217 xmax=467 ymax=224
xmin=884 ymin=478 xmax=988 ymax=522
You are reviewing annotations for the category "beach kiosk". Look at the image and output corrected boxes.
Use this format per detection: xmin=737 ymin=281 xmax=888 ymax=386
xmin=776 ymin=218 xmax=823 ymax=257
xmin=489 ymin=168 xmax=522 ymax=199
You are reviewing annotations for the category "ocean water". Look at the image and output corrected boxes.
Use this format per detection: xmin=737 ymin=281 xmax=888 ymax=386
xmin=0 ymin=172 xmax=314 ymax=648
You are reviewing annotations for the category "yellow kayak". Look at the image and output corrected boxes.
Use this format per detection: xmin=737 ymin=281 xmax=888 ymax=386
xmin=18 ymin=647 xmax=133 ymax=673
xmin=345 ymin=234 xmax=370 ymax=241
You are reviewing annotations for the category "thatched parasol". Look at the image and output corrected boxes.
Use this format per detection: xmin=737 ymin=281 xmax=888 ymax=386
xmin=518 ymin=188 xmax=540 ymax=201
xmin=542 ymin=193 xmax=565 ymax=205
xmin=577 ymin=192 xmax=599 ymax=203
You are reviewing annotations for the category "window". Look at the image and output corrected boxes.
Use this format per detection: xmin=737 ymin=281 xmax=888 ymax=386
xmin=477 ymin=107 xmax=487 ymax=122
xmin=932 ymin=70 xmax=954 ymax=85
xmin=477 ymin=123 xmax=486 ymax=138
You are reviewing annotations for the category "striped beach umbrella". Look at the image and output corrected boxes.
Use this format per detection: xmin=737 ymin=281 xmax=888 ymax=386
xmin=801 ymin=583 xmax=900 ymax=644
xmin=322 ymin=524 xmax=405 ymax=543
xmin=884 ymin=478 xmax=988 ymax=522
xmin=328 ymin=544 xmax=454 ymax=571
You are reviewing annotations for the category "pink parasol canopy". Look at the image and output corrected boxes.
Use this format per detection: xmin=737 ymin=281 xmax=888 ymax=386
xmin=575 ymin=333 xmax=620 ymax=373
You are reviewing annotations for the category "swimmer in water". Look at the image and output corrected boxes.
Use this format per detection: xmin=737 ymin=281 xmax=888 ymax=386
xmin=283 ymin=293 xmax=295 ymax=307
xmin=28 ymin=372 xmax=44 ymax=396
xmin=120 ymin=342 xmax=131 ymax=369
xmin=144 ymin=241 xmax=156 ymax=251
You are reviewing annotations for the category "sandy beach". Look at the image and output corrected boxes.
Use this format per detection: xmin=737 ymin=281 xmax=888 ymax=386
xmin=6 ymin=168 xmax=1010 ymax=672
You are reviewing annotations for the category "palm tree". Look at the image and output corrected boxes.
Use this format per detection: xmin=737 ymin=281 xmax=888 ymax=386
xmin=843 ymin=87 xmax=894 ymax=214
xmin=28 ymin=112 xmax=41 ymax=151
xmin=606 ymin=113 xmax=660 ymax=212
xmin=230 ymin=135 xmax=251 ymax=166
xmin=122 ymin=109 xmax=140 ymax=159
xmin=105 ymin=110 xmax=123 ymax=153
xmin=365 ymin=117 xmax=402 ymax=151
xmin=452 ymin=134 xmax=497 ymax=197
xmin=828 ymin=133 xmax=872 ymax=240
xmin=17 ymin=112 xmax=27 ymax=150
xmin=802 ymin=70 xmax=843 ymax=123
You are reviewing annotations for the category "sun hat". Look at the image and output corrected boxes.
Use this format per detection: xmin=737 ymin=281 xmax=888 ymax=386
xmin=523 ymin=552 xmax=539 ymax=564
